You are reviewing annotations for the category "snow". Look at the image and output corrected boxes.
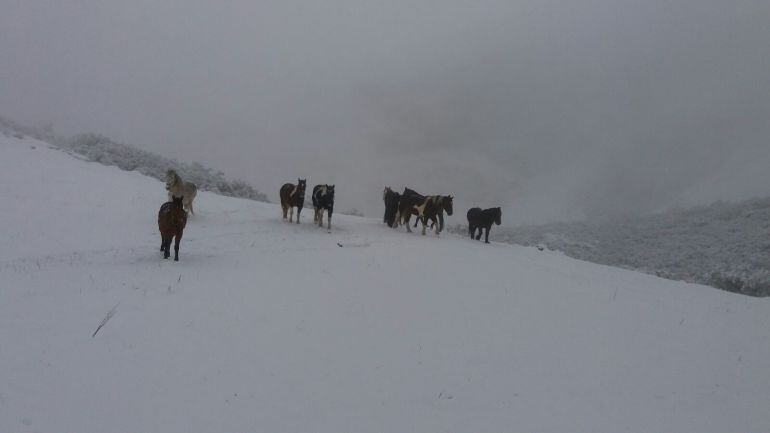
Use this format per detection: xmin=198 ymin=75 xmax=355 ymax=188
xmin=486 ymin=199 xmax=770 ymax=296
xmin=1 ymin=133 xmax=769 ymax=433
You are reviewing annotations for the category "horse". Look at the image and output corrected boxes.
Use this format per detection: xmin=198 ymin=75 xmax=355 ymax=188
xmin=382 ymin=187 xmax=401 ymax=228
xmin=399 ymin=193 xmax=454 ymax=236
xmin=467 ymin=207 xmax=502 ymax=243
xmin=165 ymin=169 xmax=198 ymax=215
xmin=158 ymin=196 xmax=188 ymax=261
xmin=312 ymin=184 xmax=335 ymax=230
xmin=430 ymin=195 xmax=453 ymax=233
xmin=396 ymin=187 xmax=422 ymax=229
xmin=397 ymin=188 xmax=441 ymax=229
xmin=280 ymin=178 xmax=306 ymax=223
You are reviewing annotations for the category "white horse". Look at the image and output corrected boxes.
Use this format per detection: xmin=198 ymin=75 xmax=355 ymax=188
xmin=165 ymin=169 xmax=198 ymax=215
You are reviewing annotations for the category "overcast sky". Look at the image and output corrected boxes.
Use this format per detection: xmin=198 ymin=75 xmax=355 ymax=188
xmin=2 ymin=0 xmax=769 ymax=223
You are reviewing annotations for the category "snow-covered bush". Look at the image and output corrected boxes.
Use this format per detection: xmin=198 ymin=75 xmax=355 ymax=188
xmin=61 ymin=133 xmax=268 ymax=202
xmin=1 ymin=117 xmax=268 ymax=203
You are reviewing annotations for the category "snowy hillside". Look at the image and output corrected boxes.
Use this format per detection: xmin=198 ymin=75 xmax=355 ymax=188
xmin=486 ymin=201 xmax=770 ymax=297
xmin=0 ymin=116 xmax=269 ymax=202
xmin=1 ymin=134 xmax=769 ymax=433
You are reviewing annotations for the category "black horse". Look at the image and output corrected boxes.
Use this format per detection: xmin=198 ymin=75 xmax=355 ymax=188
xmin=312 ymin=184 xmax=335 ymax=230
xmin=383 ymin=187 xmax=401 ymax=228
xmin=467 ymin=207 xmax=502 ymax=243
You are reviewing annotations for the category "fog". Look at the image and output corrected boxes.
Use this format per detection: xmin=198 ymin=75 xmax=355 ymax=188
xmin=2 ymin=0 xmax=769 ymax=223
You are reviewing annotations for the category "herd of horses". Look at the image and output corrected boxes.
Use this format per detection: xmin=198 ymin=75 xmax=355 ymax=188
xmin=383 ymin=186 xmax=501 ymax=242
xmin=157 ymin=171 xmax=502 ymax=262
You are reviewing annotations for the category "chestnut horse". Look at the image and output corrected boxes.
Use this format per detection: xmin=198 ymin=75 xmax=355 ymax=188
xmin=158 ymin=196 xmax=188 ymax=261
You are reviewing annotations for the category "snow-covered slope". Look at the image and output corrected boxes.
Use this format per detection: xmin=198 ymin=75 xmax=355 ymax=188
xmin=490 ymin=200 xmax=770 ymax=297
xmin=1 ymin=134 xmax=769 ymax=433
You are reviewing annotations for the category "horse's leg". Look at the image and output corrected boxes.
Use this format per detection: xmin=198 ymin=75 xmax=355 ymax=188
xmin=404 ymin=213 xmax=412 ymax=232
xmin=421 ymin=216 xmax=427 ymax=236
xmin=434 ymin=216 xmax=440 ymax=236
xmin=317 ymin=208 xmax=324 ymax=227
xmin=469 ymin=224 xmax=475 ymax=238
xmin=438 ymin=212 xmax=444 ymax=233
xmin=163 ymin=236 xmax=171 ymax=259
xmin=296 ymin=207 xmax=302 ymax=224
xmin=484 ymin=227 xmax=490 ymax=244
xmin=174 ymin=231 xmax=183 ymax=261
xmin=327 ymin=208 xmax=332 ymax=230
xmin=289 ymin=206 xmax=294 ymax=222
xmin=475 ymin=227 xmax=482 ymax=240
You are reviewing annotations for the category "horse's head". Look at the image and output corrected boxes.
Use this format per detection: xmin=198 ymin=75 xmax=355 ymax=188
xmin=494 ymin=207 xmax=502 ymax=225
xmin=443 ymin=196 xmax=454 ymax=215
xmin=165 ymin=170 xmax=179 ymax=190
xmin=297 ymin=178 xmax=307 ymax=194
xmin=326 ymin=184 xmax=335 ymax=200
xmin=383 ymin=186 xmax=391 ymax=201
xmin=172 ymin=195 xmax=184 ymax=207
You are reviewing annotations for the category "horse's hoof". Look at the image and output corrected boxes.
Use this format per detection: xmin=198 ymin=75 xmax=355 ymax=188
xmin=174 ymin=258 xmax=179 ymax=261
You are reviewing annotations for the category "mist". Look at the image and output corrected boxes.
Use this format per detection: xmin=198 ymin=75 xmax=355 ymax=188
xmin=2 ymin=0 xmax=769 ymax=224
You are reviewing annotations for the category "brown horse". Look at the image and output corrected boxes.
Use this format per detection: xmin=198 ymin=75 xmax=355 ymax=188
xmin=280 ymin=178 xmax=306 ymax=223
xmin=395 ymin=187 xmax=424 ymax=229
xmin=158 ymin=196 xmax=188 ymax=261
xmin=399 ymin=193 xmax=453 ymax=235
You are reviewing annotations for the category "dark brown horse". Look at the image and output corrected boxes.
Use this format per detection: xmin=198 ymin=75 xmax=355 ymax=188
xmin=280 ymin=179 xmax=306 ymax=223
xmin=382 ymin=187 xmax=401 ymax=228
xmin=467 ymin=207 xmax=501 ymax=243
xmin=158 ymin=196 xmax=188 ymax=261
